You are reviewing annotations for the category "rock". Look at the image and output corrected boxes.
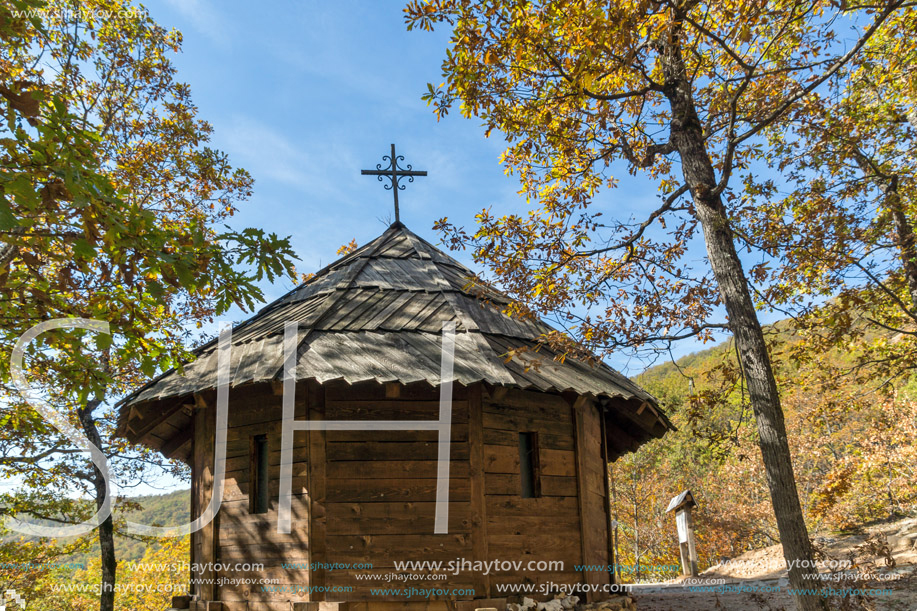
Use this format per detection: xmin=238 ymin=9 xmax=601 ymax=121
xmin=589 ymin=595 xmax=634 ymax=611
xmin=894 ymin=519 xmax=917 ymax=536
xmin=887 ymin=534 xmax=912 ymax=551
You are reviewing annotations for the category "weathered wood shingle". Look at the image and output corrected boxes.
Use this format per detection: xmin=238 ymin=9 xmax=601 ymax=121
xmin=120 ymin=223 xmax=666 ymax=429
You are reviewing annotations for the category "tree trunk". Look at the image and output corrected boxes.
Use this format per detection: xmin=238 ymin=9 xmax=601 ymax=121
xmin=632 ymin=471 xmax=640 ymax=582
xmin=660 ymin=37 xmax=827 ymax=611
xmin=0 ymin=242 xmax=17 ymax=270
xmin=609 ymin=463 xmax=622 ymax=584
xmin=78 ymin=399 xmax=116 ymax=611
xmin=852 ymin=154 xmax=917 ymax=308
xmin=883 ymin=176 xmax=917 ymax=308
xmin=0 ymin=226 xmax=24 ymax=275
xmin=908 ymin=106 xmax=917 ymax=133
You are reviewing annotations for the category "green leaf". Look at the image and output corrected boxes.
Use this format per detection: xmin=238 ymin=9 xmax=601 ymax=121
xmin=73 ymin=238 xmax=97 ymax=259
xmin=94 ymin=332 xmax=113 ymax=351
xmin=0 ymin=195 xmax=18 ymax=230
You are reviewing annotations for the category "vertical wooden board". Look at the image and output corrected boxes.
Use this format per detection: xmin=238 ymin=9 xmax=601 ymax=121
xmin=190 ymin=427 xmax=200 ymax=598
xmin=307 ymin=382 xmax=326 ymax=601
xmin=573 ymin=397 xmax=593 ymax=589
xmin=194 ymin=399 xmax=216 ymax=601
xmin=468 ymin=383 xmax=489 ymax=598
xmin=573 ymin=397 xmax=610 ymax=591
xmin=586 ymin=401 xmax=611 ymax=583
xmin=296 ymin=425 xmax=312 ymax=600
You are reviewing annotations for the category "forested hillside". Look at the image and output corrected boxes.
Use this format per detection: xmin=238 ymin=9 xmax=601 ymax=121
xmin=48 ymin=323 xmax=917 ymax=588
xmin=11 ymin=329 xmax=916 ymax=608
xmin=73 ymin=489 xmax=190 ymax=566
xmin=610 ymin=323 xmax=917 ymax=583
xmin=2 ymin=489 xmax=190 ymax=568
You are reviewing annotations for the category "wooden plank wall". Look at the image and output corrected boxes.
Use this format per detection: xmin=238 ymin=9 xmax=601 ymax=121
xmin=481 ymin=387 xmax=583 ymax=591
xmin=189 ymin=381 xmax=607 ymax=608
xmin=321 ymin=380 xmax=475 ymax=601
xmin=190 ymin=382 xmax=312 ymax=605
xmin=574 ymin=397 xmax=611 ymax=593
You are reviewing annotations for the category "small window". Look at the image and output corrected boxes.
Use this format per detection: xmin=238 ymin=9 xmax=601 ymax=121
xmin=518 ymin=432 xmax=540 ymax=498
xmin=250 ymin=434 xmax=269 ymax=514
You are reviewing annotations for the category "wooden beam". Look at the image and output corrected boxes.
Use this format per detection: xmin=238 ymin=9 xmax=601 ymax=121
xmin=308 ymin=382 xmax=327 ymax=602
xmin=190 ymin=430 xmax=199 ymax=600
xmin=193 ymin=392 xmax=210 ymax=411
xmin=385 ymin=382 xmax=401 ymax=398
xmin=129 ymin=399 xmax=186 ymax=442
xmin=161 ymin=427 xmax=193 ymax=459
xmin=571 ymin=395 xmax=592 ymax=598
xmin=468 ymin=383 xmax=489 ymax=598
xmin=605 ymin=398 xmax=665 ymax=440
xmin=599 ymin=403 xmax=616 ymax=586
xmin=603 ymin=419 xmax=641 ymax=455
xmin=126 ymin=406 xmax=142 ymax=435
xmin=194 ymin=402 xmax=217 ymax=601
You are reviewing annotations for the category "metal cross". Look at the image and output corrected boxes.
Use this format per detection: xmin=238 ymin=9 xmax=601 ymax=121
xmin=361 ymin=143 xmax=427 ymax=224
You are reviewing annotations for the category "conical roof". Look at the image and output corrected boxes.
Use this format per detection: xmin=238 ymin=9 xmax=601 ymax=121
xmin=122 ymin=223 xmax=660 ymax=411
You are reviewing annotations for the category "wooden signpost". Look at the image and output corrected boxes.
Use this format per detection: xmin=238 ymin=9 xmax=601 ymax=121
xmin=666 ymin=490 xmax=698 ymax=577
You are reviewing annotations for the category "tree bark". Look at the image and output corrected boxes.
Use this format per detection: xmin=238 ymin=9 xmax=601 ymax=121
xmin=77 ymin=399 xmax=116 ymax=611
xmin=632 ymin=470 xmax=640 ymax=582
xmin=609 ymin=462 xmax=622 ymax=584
xmin=0 ymin=242 xmax=17 ymax=270
xmin=851 ymin=153 xmax=917 ymax=308
xmin=660 ymin=35 xmax=827 ymax=611
xmin=882 ymin=177 xmax=917 ymax=308
xmin=0 ymin=226 xmax=24 ymax=275
xmin=908 ymin=106 xmax=917 ymax=133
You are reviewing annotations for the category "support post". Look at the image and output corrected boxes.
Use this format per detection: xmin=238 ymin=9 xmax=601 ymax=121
xmin=666 ymin=490 xmax=698 ymax=577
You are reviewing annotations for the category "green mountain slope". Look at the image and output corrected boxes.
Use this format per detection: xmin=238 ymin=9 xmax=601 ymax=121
xmin=65 ymin=489 xmax=190 ymax=566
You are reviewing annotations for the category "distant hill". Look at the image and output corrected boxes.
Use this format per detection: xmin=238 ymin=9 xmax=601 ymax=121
xmin=62 ymin=489 xmax=190 ymax=566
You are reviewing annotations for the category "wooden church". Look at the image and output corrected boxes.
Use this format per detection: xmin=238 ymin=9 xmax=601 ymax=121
xmin=118 ymin=222 xmax=672 ymax=611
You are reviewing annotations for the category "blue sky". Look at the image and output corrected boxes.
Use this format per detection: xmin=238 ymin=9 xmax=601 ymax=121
xmin=142 ymin=0 xmax=719 ymax=373
xmin=147 ymin=0 xmax=516 ymax=277
xmin=80 ymin=0 xmax=714 ymax=498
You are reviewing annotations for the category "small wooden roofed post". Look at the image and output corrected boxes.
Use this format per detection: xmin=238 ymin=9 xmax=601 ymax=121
xmin=115 ymin=222 xmax=674 ymax=608
xmin=667 ymin=489 xmax=699 ymax=577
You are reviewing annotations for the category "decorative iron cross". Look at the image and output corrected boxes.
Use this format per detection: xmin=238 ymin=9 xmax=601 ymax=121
xmin=361 ymin=143 xmax=427 ymax=224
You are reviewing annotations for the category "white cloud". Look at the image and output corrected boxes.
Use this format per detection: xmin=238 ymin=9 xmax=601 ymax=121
xmin=220 ymin=115 xmax=356 ymax=200
xmin=162 ymin=0 xmax=234 ymax=47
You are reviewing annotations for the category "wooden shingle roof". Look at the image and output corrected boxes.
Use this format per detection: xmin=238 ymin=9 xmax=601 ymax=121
xmin=121 ymin=223 xmax=665 ymax=422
